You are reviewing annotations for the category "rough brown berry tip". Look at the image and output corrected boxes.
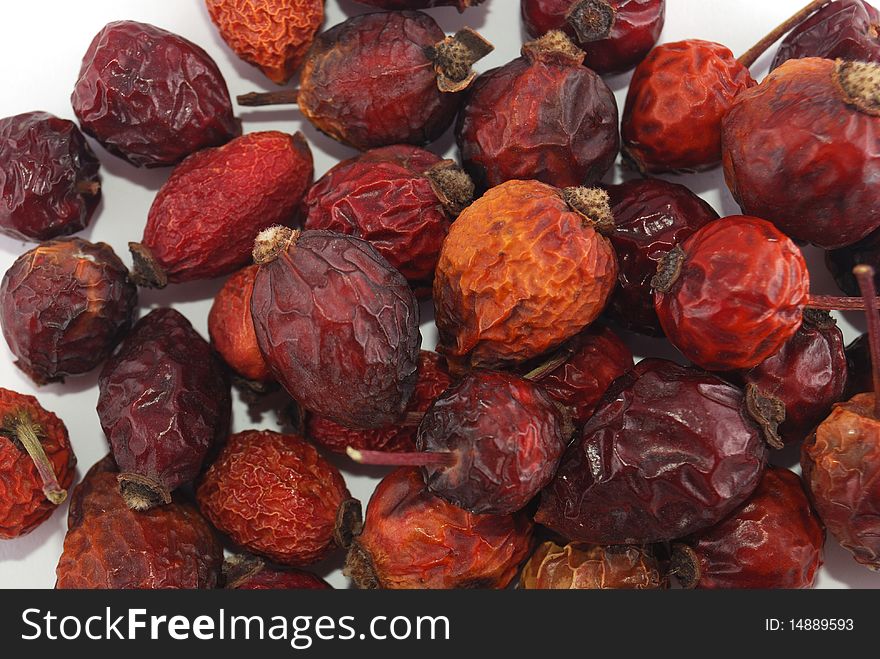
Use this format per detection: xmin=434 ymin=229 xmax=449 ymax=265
xmin=651 ymin=245 xmax=685 ymax=293
xmin=835 ymin=60 xmax=880 ymax=116
xmin=562 ymin=187 xmax=614 ymax=234
xmin=117 ymin=472 xmax=172 ymax=511
xmin=521 ymin=30 xmax=586 ymax=66
xmin=252 ymin=226 xmax=300 ymax=265
xmin=425 ymin=160 xmax=475 ymax=217
xmin=744 ymin=383 xmax=786 ymax=450
xmin=128 ymin=242 xmax=168 ymax=289
xmin=334 ymin=497 xmax=364 ymax=550
xmin=567 ymin=0 xmax=616 ymax=44
xmin=222 ymin=554 xmax=265 ymax=589
xmin=344 ymin=541 xmax=380 ymax=589
xmin=426 ymin=28 xmax=494 ymax=93
xmin=669 ymin=544 xmax=701 ymax=589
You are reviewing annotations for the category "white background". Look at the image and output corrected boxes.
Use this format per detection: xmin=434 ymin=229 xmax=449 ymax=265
xmin=1 ymin=0 xmax=878 ymax=589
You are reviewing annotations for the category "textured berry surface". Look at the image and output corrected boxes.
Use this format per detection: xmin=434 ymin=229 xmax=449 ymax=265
xmin=230 ymin=567 xmax=331 ymax=589
xmin=71 ymin=20 xmax=238 ymax=167
xmin=197 ymin=430 xmax=350 ymax=566
xmin=346 ymin=468 xmax=533 ymax=589
xmin=520 ymin=541 xmax=665 ymax=589
xmin=1 ymin=238 xmax=137 ymax=385
xmin=0 ymin=111 xmax=101 ymax=241
xmin=206 ymin=0 xmax=324 ymax=84
xmin=536 ymin=359 xmax=767 ymax=544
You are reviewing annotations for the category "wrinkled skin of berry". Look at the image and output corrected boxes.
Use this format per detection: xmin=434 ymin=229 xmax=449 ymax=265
xmin=673 ymin=467 xmax=824 ymax=589
xmin=356 ymin=0 xmax=484 ymax=10
xmin=520 ymin=541 xmax=666 ymax=589
xmin=723 ymin=58 xmax=880 ymax=249
xmin=434 ymin=180 xmax=617 ymax=371
xmin=802 ymin=393 xmax=880 ymax=569
xmin=1 ymin=238 xmax=137 ymax=385
xmin=132 ymin=131 xmax=313 ymax=287
xmin=71 ymin=21 xmax=239 ymax=167
xmin=197 ymin=430 xmax=351 ymax=566
xmin=304 ymin=146 xmax=457 ymax=296
xmin=456 ymin=32 xmax=619 ymax=190
xmin=206 ymin=0 xmax=324 ymax=84
xmin=307 ymin=351 xmax=452 ymax=455
xmin=346 ymin=468 xmax=533 ymax=589
xmin=826 ymin=227 xmax=880 ymax=296
xmin=229 ymin=567 xmax=331 ymax=590
xmin=772 ymin=0 xmax=880 ymax=70
xmin=97 ymin=309 xmax=231 ymax=508
xmin=208 ymin=265 xmax=272 ymax=384
xmin=521 ymin=0 xmax=666 ymax=75
xmin=251 ymin=229 xmax=420 ymax=429
xmin=654 ymin=216 xmax=810 ymax=371
xmin=845 ymin=334 xmax=873 ymax=398
xmin=605 ymin=178 xmax=718 ymax=335
xmin=0 ymin=112 xmax=101 ymax=241
xmin=536 ymin=359 xmax=767 ymax=544
xmin=56 ymin=463 xmax=222 ymax=589
xmin=519 ymin=324 xmax=633 ymax=425
xmin=417 ymin=370 xmax=567 ymax=515
xmin=622 ymin=40 xmax=755 ymax=173
xmin=0 ymin=389 xmax=75 ymax=539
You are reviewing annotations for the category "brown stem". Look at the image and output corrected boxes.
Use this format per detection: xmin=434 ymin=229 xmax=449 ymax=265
xmin=854 ymin=265 xmax=880 ymax=417
xmin=424 ymin=161 xmax=475 ymax=217
xmin=806 ymin=294 xmax=880 ymax=311
xmin=4 ymin=412 xmax=66 ymax=505
xmin=737 ymin=0 xmax=830 ymax=68
xmin=128 ymin=242 xmax=168 ymax=289
xmin=334 ymin=498 xmax=364 ymax=550
xmin=566 ymin=0 xmax=616 ymax=44
xmin=669 ymin=544 xmax=701 ymax=589
xmin=76 ymin=180 xmax=101 ymax=196
xmin=117 ymin=473 xmax=171 ymax=511
xmin=346 ymin=446 xmax=456 ymax=468
xmin=523 ymin=346 xmax=575 ymax=381
xmin=237 ymin=89 xmax=300 ymax=107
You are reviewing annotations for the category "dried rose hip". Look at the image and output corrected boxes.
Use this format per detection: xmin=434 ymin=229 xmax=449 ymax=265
xmin=434 ymin=180 xmax=617 ymax=371
xmin=307 ymin=351 xmax=451 ymax=455
xmin=672 ymin=466 xmax=824 ymax=589
xmin=1 ymin=238 xmax=137 ymax=385
xmin=351 ymin=371 xmax=568 ymax=515
xmin=772 ymin=0 xmax=880 ymax=70
xmin=57 ymin=461 xmax=222 ymax=589
xmin=250 ymin=227 xmax=421 ymax=429
xmin=224 ymin=556 xmax=331 ymax=590
xmin=519 ymin=324 xmax=633 ymax=425
xmin=129 ymin=131 xmax=313 ymax=288
xmin=303 ymin=146 xmax=472 ymax=296
xmin=0 ymin=389 xmax=75 ymax=539
xmin=97 ymin=308 xmax=231 ymax=510
xmin=208 ymin=265 xmax=272 ymax=386
xmin=723 ymin=58 xmax=880 ymax=249
xmin=206 ymin=0 xmax=324 ymax=84
xmin=605 ymin=178 xmax=718 ymax=335
xmin=536 ymin=359 xmax=767 ymax=544
xmin=72 ymin=20 xmax=239 ymax=167
xmin=654 ymin=216 xmax=810 ymax=371
xmin=238 ymin=11 xmax=493 ymax=150
xmin=845 ymin=333 xmax=873 ymax=398
xmin=521 ymin=0 xmax=666 ymax=75
xmin=456 ymin=31 xmax=619 ymax=189
xmin=826 ymin=228 xmax=880 ymax=296
xmin=197 ymin=430 xmax=354 ymax=566
xmin=520 ymin=541 xmax=665 ymax=589
xmin=0 ymin=111 xmax=100 ymax=241
xmin=356 ymin=0 xmax=484 ymax=10
xmin=345 ymin=468 xmax=533 ymax=589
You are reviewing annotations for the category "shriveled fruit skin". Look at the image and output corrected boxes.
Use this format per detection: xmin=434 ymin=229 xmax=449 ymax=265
xmin=298 ymin=12 xmax=463 ymax=150
xmin=307 ymin=351 xmax=451 ymax=455
xmin=346 ymin=468 xmax=533 ymax=589
xmin=622 ymin=40 xmax=755 ymax=173
xmin=197 ymin=430 xmax=350 ymax=566
xmin=826 ymin=228 xmax=880 ymax=296
xmin=654 ymin=216 xmax=810 ymax=371
xmin=71 ymin=21 xmax=238 ymax=167
xmin=418 ymin=371 xmax=567 ymax=515
xmin=536 ymin=359 xmax=767 ymax=544
xmin=0 ymin=389 xmax=75 ymax=539
xmin=434 ymin=180 xmax=617 ymax=371
xmin=674 ymin=467 xmax=824 ymax=589
xmin=0 ymin=111 xmax=101 ymax=241
xmin=231 ymin=568 xmax=331 ymax=590
xmin=802 ymin=393 xmax=880 ymax=569
xmin=1 ymin=238 xmax=137 ymax=385
xmin=520 ymin=541 xmax=665 ymax=589
xmin=605 ymin=178 xmax=718 ymax=335
xmin=356 ymin=0 xmax=483 ymax=10
xmin=67 ymin=454 xmax=118 ymax=531
xmin=206 ymin=0 xmax=324 ymax=84
xmin=208 ymin=265 xmax=272 ymax=383
xmin=134 ymin=131 xmax=313 ymax=286
xmin=97 ymin=309 xmax=231 ymax=505
xmin=456 ymin=33 xmax=619 ymax=189
xmin=251 ymin=229 xmax=420 ymax=429
xmin=521 ymin=0 xmax=666 ymax=75
xmin=722 ymin=58 xmax=880 ymax=249
xmin=56 ymin=465 xmax=222 ymax=589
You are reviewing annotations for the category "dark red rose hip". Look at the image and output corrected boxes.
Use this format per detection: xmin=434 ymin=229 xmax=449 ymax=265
xmin=1 ymin=238 xmax=137 ymax=385
xmin=0 ymin=111 xmax=101 ymax=241
xmin=97 ymin=308 xmax=231 ymax=511
xmin=250 ymin=227 xmax=421 ymax=429
xmin=72 ymin=20 xmax=239 ymax=167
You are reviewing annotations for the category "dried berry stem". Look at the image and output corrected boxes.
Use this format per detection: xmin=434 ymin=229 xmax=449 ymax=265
xmin=651 ymin=245 xmax=685 ymax=293
xmin=854 ymin=265 xmax=880 ymax=416
xmin=669 ymin=544 xmax=701 ymax=589
xmin=744 ymin=383 xmax=786 ymax=450
xmin=426 ymin=28 xmax=494 ymax=93
xmin=566 ymin=0 xmax=616 ymax=43
xmin=334 ymin=498 xmax=364 ymax=550
xmin=523 ymin=345 xmax=576 ymax=381
xmin=237 ymin=89 xmax=300 ymax=107
xmin=117 ymin=472 xmax=172 ymax=511
xmin=346 ymin=446 xmax=456 ymax=467
xmin=3 ymin=411 xmax=66 ymax=505
xmin=562 ymin=187 xmax=614 ymax=234
xmin=806 ymin=294 xmax=880 ymax=311
xmin=252 ymin=226 xmax=300 ymax=265
xmin=522 ymin=30 xmax=585 ymax=66
xmin=128 ymin=242 xmax=168 ymax=289
xmin=76 ymin=180 xmax=101 ymax=196
xmin=737 ymin=0 xmax=829 ymax=68
xmin=425 ymin=161 xmax=475 ymax=217
xmin=835 ymin=61 xmax=880 ymax=117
